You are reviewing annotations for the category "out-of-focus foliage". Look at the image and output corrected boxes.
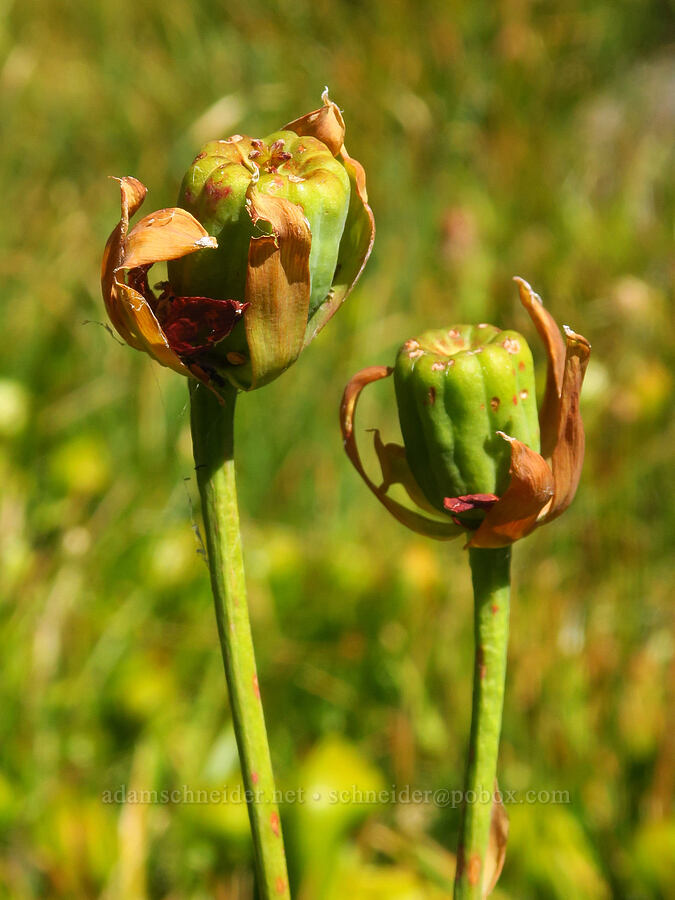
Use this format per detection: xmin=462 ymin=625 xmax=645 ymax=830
xmin=0 ymin=0 xmax=672 ymax=897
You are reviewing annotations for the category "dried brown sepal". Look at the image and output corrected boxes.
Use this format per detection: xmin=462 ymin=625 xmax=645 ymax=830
xmin=286 ymin=92 xmax=375 ymax=345
xmin=483 ymin=782 xmax=509 ymax=898
xmin=284 ymin=88 xmax=346 ymax=156
xmin=113 ymin=281 xmax=192 ymax=373
xmin=514 ymin=277 xmax=566 ymax=459
xmin=539 ymin=326 xmax=591 ymax=523
xmin=372 ymin=429 xmax=440 ymax=515
xmin=101 ymin=176 xmax=218 ymax=379
xmin=101 ymin=176 xmax=147 ymax=347
xmin=244 ymin=185 xmax=312 ymax=388
xmin=340 ymin=366 xmax=462 ymax=541
xmin=468 ymin=433 xmax=555 ymax=549
xmin=125 ymin=208 xmax=217 ymax=269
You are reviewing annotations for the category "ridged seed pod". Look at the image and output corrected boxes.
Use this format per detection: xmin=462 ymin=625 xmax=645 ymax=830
xmin=394 ymin=325 xmax=539 ymax=522
xmin=340 ymin=279 xmax=591 ymax=547
xmin=170 ymin=131 xmax=351 ymax=318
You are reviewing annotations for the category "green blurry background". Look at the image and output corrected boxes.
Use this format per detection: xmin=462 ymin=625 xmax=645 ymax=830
xmin=1 ymin=0 xmax=673 ymax=897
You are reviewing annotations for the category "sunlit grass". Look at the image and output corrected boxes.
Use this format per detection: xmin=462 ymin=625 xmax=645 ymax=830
xmin=0 ymin=0 xmax=673 ymax=896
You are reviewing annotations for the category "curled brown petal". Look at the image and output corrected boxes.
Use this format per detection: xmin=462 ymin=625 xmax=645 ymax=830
xmin=371 ymin=429 xmax=440 ymax=515
xmin=483 ymin=782 xmax=509 ymax=898
xmin=514 ymin=277 xmax=566 ymax=459
xmin=243 ymin=186 xmax=312 ymax=389
xmin=468 ymin=433 xmax=555 ymax=549
xmin=102 ymin=176 xmax=220 ymax=382
xmin=539 ymin=326 xmax=591 ymax=523
xmin=284 ymin=89 xmax=346 ymax=157
xmin=101 ymin=177 xmax=147 ymax=345
xmin=119 ymin=175 xmax=147 ymax=221
xmin=114 ymin=281 xmax=192 ymax=375
xmin=340 ymin=367 xmax=462 ymax=541
xmin=124 ymin=208 xmax=217 ymax=270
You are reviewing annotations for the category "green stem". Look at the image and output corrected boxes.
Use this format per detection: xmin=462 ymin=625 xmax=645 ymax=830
xmin=454 ymin=546 xmax=511 ymax=899
xmin=190 ymin=381 xmax=290 ymax=900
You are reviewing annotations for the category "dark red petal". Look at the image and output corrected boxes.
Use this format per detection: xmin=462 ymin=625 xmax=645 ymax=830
xmin=158 ymin=296 xmax=248 ymax=357
xmin=444 ymin=494 xmax=500 ymax=514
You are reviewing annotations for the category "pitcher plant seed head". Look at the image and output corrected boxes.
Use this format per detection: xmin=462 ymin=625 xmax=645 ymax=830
xmin=101 ymin=91 xmax=374 ymax=397
xmin=340 ymin=278 xmax=591 ymax=548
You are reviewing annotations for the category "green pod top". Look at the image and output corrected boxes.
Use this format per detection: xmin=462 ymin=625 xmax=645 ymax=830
xmin=394 ymin=325 xmax=540 ymax=514
xmin=168 ymin=130 xmax=351 ymax=368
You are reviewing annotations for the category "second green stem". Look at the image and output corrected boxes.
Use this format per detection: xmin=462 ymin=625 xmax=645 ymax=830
xmin=190 ymin=381 xmax=290 ymax=900
xmin=454 ymin=546 xmax=511 ymax=899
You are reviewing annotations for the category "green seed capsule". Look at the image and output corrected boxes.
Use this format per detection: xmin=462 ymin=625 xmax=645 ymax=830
xmin=168 ymin=130 xmax=351 ymax=341
xmin=394 ymin=325 xmax=540 ymax=513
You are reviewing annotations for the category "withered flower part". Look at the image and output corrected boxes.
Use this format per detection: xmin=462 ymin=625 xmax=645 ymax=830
xmin=101 ymin=175 xmax=246 ymax=391
xmin=340 ymin=278 xmax=591 ymax=548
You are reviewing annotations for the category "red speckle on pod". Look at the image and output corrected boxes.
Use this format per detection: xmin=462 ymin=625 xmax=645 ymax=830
xmin=270 ymin=811 xmax=281 ymax=837
xmin=251 ymin=771 xmax=259 ymax=784
xmin=205 ymin=181 xmax=233 ymax=200
xmin=519 ymin=360 xmax=526 ymax=370
xmin=491 ymin=604 xmax=499 ymax=614
xmin=276 ymin=877 xmax=286 ymax=894
xmin=490 ymin=397 xmax=500 ymax=411
xmin=252 ymin=674 xmax=260 ymax=700
xmin=512 ymin=395 xmax=518 ymax=405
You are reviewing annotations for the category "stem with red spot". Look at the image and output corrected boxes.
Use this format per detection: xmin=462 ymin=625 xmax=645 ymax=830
xmin=190 ymin=380 xmax=289 ymax=900
xmin=454 ymin=546 xmax=511 ymax=899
